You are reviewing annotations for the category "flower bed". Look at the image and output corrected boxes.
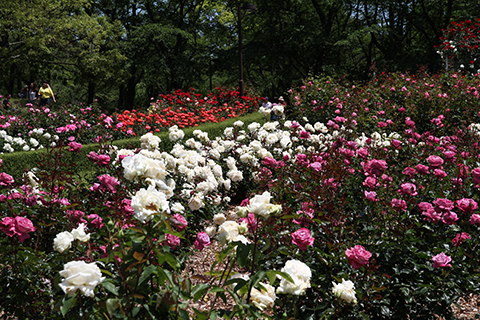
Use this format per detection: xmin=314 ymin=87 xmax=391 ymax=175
xmin=1 ymin=73 xmax=480 ymax=319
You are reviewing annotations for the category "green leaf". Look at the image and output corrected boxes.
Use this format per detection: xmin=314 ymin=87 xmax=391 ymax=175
xmin=179 ymin=309 xmax=190 ymax=320
xmin=138 ymin=264 xmax=157 ymax=287
xmin=61 ymin=295 xmax=76 ymax=316
xmin=236 ymin=242 xmax=251 ymax=267
xmin=192 ymin=283 xmax=210 ymax=301
xmin=266 ymin=270 xmax=294 ymax=285
xmin=165 ymin=251 xmax=181 ymax=270
xmin=193 ymin=308 xmax=209 ymax=320
xmin=102 ymin=280 xmax=119 ymax=295
xmin=106 ymin=298 xmax=119 ymax=318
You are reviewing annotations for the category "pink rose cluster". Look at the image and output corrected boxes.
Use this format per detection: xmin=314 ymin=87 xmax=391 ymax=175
xmin=291 ymin=228 xmax=315 ymax=250
xmin=345 ymin=245 xmax=372 ymax=269
xmin=0 ymin=216 xmax=36 ymax=242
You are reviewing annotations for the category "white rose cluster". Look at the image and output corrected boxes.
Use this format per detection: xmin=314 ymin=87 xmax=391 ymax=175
xmin=53 ymin=223 xmax=91 ymax=253
xmin=332 ymin=279 xmax=357 ymax=304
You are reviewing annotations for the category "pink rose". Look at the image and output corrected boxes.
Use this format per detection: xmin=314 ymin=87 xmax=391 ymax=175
xmin=291 ymin=228 xmax=315 ymax=251
xmin=399 ymin=183 xmax=417 ymax=196
xmin=433 ymin=169 xmax=447 ymax=180
xmin=442 ymin=211 xmax=458 ymax=225
xmin=194 ymin=232 xmax=211 ymax=251
xmin=432 ymin=252 xmax=452 ymax=268
xmin=391 ymin=198 xmax=407 ymax=212
xmin=0 ymin=173 xmax=14 ymax=186
xmin=87 ymin=214 xmax=104 ymax=229
xmin=170 ymin=214 xmax=188 ymax=232
xmin=433 ymin=198 xmax=454 ymax=212
xmin=364 ymin=190 xmax=378 ymax=202
xmin=427 ymin=155 xmax=444 ymax=168
xmin=363 ymin=177 xmax=378 ymax=190
xmin=345 ymin=245 xmax=372 ymax=269
xmin=472 ymin=168 xmax=480 ymax=185
xmin=470 ymin=214 xmax=480 ymax=226
xmin=456 ymin=198 xmax=478 ymax=213
xmin=452 ymin=232 xmax=470 ymax=247
xmin=239 ymin=213 xmax=257 ymax=233
xmin=68 ymin=141 xmax=83 ymax=152
xmin=0 ymin=217 xmax=16 ymax=237
xmin=163 ymin=233 xmax=180 ymax=250
xmin=362 ymin=159 xmax=387 ymax=177
xmin=415 ymin=164 xmax=430 ymax=175
xmin=14 ymin=216 xmax=35 ymax=242
xmin=98 ymin=174 xmax=120 ymax=193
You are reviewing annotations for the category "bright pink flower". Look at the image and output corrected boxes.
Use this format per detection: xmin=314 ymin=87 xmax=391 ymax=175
xmin=433 ymin=198 xmax=454 ymax=211
xmin=345 ymin=245 xmax=372 ymax=269
xmin=309 ymin=162 xmax=322 ymax=172
xmin=68 ymin=141 xmax=83 ymax=152
xmin=66 ymin=210 xmax=86 ymax=223
xmin=399 ymin=183 xmax=417 ymax=196
xmin=291 ymin=228 xmax=315 ymax=251
xmin=402 ymin=167 xmax=416 ymax=177
xmin=0 ymin=173 xmax=14 ymax=186
xmin=14 ymin=216 xmax=35 ymax=242
xmin=239 ymin=213 xmax=257 ymax=233
xmin=433 ymin=169 xmax=447 ymax=180
xmin=0 ymin=217 xmax=16 ymax=237
xmin=170 ymin=214 xmax=188 ymax=232
xmin=363 ymin=176 xmax=378 ymax=189
xmin=427 ymin=155 xmax=444 ymax=168
xmin=391 ymin=198 xmax=407 ymax=211
xmin=164 ymin=233 xmax=181 ymax=250
xmin=87 ymin=214 xmax=103 ymax=229
xmin=299 ymin=130 xmax=311 ymax=139
xmin=452 ymin=232 xmax=471 ymax=247
xmin=415 ymin=164 xmax=429 ymax=175
xmin=194 ymin=232 xmax=211 ymax=251
xmin=87 ymin=152 xmax=111 ymax=166
xmin=469 ymin=214 xmax=480 ymax=226
xmin=442 ymin=211 xmax=458 ymax=225
xmin=456 ymin=198 xmax=478 ymax=213
xmin=98 ymin=174 xmax=119 ymax=193
xmin=364 ymin=190 xmax=378 ymax=202
xmin=472 ymin=168 xmax=480 ymax=185
xmin=432 ymin=252 xmax=452 ymax=268
xmin=362 ymin=159 xmax=387 ymax=177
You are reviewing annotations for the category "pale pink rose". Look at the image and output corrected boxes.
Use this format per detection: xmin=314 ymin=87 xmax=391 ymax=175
xmin=456 ymin=198 xmax=478 ymax=213
xmin=345 ymin=245 xmax=372 ymax=269
xmin=0 ymin=173 xmax=14 ymax=186
xmin=14 ymin=216 xmax=35 ymax=242
xmin=194 ymin=232 xmax=211 ymax=251
xmin=432 ymin=252 xmax=452 ymax=268
xmin=98 ymin=174 xmax=120 ymax=193
xmin=291 ymin=228 xmax=315 ymax=251
xmin=452 ymin=232 xmax=470 ymax=247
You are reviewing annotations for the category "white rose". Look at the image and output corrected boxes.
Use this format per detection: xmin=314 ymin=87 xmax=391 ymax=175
xmin=131 ymin=186 xmax=170 ymax=223
xmin=205 ymin=225 xmax=216 ymax=237
xmin=234 ymin=120 xmax=244 ymax=127
xmin=59 ymin=261 xmax=105 ymax=297
xmin=188 ymin=194 xmax=204 ymax=211
xmin=217 ymin=221 xmax=240 ymax=244
xmin=225 ymin=156 xmax=237 ymax=171
xmin=53 ymin=231 xmax=74 ymax=253
xmin=71 ymin=223 xmax=90 ymax=242
xmin=169 ymin=129 xmax=185 ymax=142
xmin=249 ymin=191 xmax=273 ymax=218
xmin=247 ymin=283 xmax=277 ymax=310
xmin=224 ymin=127 xmax=234 ymax=138
xmin=276 ymin=259 xmax=312 ymax=295
xmin=171 ymin=202 xmax=185 ymax=213
xmin=332 ymin=279 xmax=357 ymax=304
xmin=248 ymin=122 xmax=261 ymax=132
xmin=213 ymin=213 xmax=226 ymax=225
xmin=227 ymin=170 xmax=243 ymax=182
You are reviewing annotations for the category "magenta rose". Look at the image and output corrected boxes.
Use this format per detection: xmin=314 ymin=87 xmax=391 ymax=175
xmin=98 ymin=174 xmax=120 ymax=193
xmin=239 ymin=213 xmax=258 ymax=233
xmin=345 ymin=245 xmax=372 ymax=269
xmin=452 ymin=232 xmax=470 ymax=247
xmin=472 ymin=168 xmax=480 ymax=185
xmin=470 ymin=214 xmax=480 ymax=226
xmin=432 ymin=252 xmax=452 ymax=268
xmin=426 ymin=155 xmax=444 ymax=168
xmin=68 ymin=141 xmax=83 ymax=152
xmin=0 ymin=217 xmax=16 ymax=237
xmin=391 ymin=198 xmax=407 ymax=212
xmin=398 ymin=183 xmax=417 ymax=196
xmin=194 ymin=232 xmax=211 ymax=251
xmin=433 ymin=198 xmax=454 ymax=211
xmin=415 ymin=164 xmax=430 ymax=175
xmin=364 ymin=190 xmax=378 ymax=202
xmin=291 ymin=228 xmax=315 ymax=250
xmin=362 ymin=159 xmax=387 ymax=177
xmin=87 ymin=214 xmax=104 ymax=229
xmin=163 ymin=233 xmax=181 ymax=250
xmin=170 ymin=214 xmax=188 ymax=232
xmin=14 ymin=216 xmax=35 ymax=242
xmin=0 ymin=173 xmax=14 ymax=186
xmin=456 ymin=198 xmax=478 ymax=213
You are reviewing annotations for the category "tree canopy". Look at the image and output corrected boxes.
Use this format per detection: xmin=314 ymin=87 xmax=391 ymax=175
xmin=1 ymin=0 xmax=479 ymax=110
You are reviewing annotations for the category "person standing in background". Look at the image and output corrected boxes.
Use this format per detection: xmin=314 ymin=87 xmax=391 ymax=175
xmin=3 ymin=93 xmax=12 ymax=109
xmin=28 ymin=82 xmax=38 ymax=104
xmin=38 ymin=81 xmax=56 ymax=106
